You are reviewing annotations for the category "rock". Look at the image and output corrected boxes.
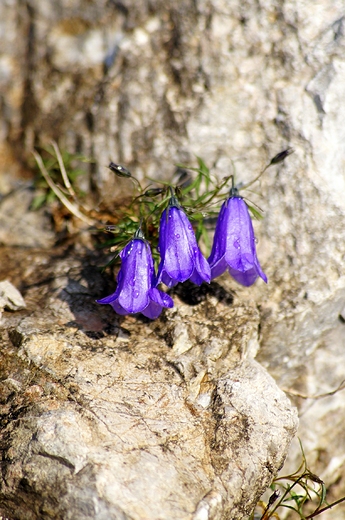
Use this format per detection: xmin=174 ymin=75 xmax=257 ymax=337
xmin=0 ymin=187 xmax=55 ymax=248
xmin=0 ymin=280 xmax=26 ymax=311
xmin=2 ymin=0 xmax=345 ymax=517
xmin=0 ymin=249 xmax=298 ymax=519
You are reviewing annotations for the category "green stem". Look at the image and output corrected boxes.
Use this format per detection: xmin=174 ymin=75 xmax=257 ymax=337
xmin=305 ymin=496 xmax=345 ymax=518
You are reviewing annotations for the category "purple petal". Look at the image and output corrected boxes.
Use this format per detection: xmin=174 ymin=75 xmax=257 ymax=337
xmin=142 ymin=288 xmax=174 ymax=319
xmin=228 ymin=267 xmax=259 ymax=287
xmin=148 ymin=288 xmax=174 ymax=308
xmin=97 ymin=291 xmax=118 ymax=305
xmin=210 ymin=256 xmax=228 ymax=280
xmin=96 ymin=268 xmax=124 ymax=304
xmin=157 ymin=204 xmax=211 ymax=287
xmin=223 ymin=198 xmax=267 ymax=285
xmin=254 ymin=256 xmax=268 ymax=284
xmin=208 ymin=201 xmax=228 ymax=268
xmin=98 ymin=239 xmax=154 ymax=315
xmin=157 ymin=209 xmax=168 ymax=258
xmin=166 ymin=208 xmax=195 ymax=279
xmin=97 ymin=237 xmax=175 ymax=319
xmin=225 ymin=250 xmax=254 ymax=273
xmin=156 ymin=209 xmax=168 ymax=285
xmin=116 ymin=240 xmax=153 ymax=313
xmin=222 ymin=197 xmax=255 ymax=269
xmin=160 ymin=271 xmax=179 ymax=288
xmin=141 ymin=301 xmax=164 ymax=319
xmin=191 ymin=250 xmax=211 ymax=285
xmin=209 ymin=197 xmax=267 ymax=285
xmin=109 ymin=300 xmax=129 ymax=315
xmin=189 ymin=270 xmax=203 ymax=285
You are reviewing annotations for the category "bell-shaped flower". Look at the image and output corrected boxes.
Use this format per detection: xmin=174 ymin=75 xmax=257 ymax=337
xmin=97 ymin=230 xmax=174 ymax=319
xmin=156 ymin=196 xmax=211 ymax=288
xmin=208 ymin=193 xmax=267 ymax=287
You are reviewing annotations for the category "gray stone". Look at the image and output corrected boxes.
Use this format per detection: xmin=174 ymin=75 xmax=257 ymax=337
xmin=0 ymin=280 xmax=26 ymax=311
xmin=1 ymin=0 xmax=345 ymax=517
xmin=0 ymin=251 xmax=298 ymax=519
xmin=0 ymin=187 xmax=55 ymax=248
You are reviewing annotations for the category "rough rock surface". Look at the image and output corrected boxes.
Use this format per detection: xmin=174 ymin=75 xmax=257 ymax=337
xmin=1 ymin=0 xmax=345 ymax=517
xmin=0 ymin=280 xmax=26 ymax=313
xmin=0 ymin=187 xmax=55 ymax=249
xmin=0 ymin=248 xmax=297 ymax=520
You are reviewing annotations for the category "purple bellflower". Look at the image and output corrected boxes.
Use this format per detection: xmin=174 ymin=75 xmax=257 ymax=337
xmin=97 ymin=229 xmax=173 ymax=319
xmin=208 ymin=187 xmax=267 ymax=287
xmin=156 ymin=196 xmax=211 ymax=288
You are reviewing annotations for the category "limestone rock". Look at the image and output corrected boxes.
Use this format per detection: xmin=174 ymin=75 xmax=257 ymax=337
xmin=0 ymin=186 xmax=55 ymax=248
xmin=1 ymin=0 xmax=345 ymax=517
xmin=0 ymin=280 xmax=26 ymax=312
xmin=0 ymin=249 xmax=298 ymax=519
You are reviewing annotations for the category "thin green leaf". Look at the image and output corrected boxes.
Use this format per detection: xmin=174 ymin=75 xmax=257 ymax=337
xmin=30 ymin=193 xmax=48 ymax=210
xmin=247 ymin=204 xmax=263 ymax=220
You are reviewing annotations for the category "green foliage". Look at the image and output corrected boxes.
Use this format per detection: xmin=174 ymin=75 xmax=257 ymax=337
xmin=251 ymin=440 xmax=345 ymax=519
xmin=105 ymin=155 xmax=232 ymax=260
xmin=32 ymin=143 xmax=292 ymax=264
xmin=31 ymin=144 xmax=91 ymax=210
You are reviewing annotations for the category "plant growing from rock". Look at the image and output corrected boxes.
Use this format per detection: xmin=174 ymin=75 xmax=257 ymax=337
xmin=252 ymin=442 xmax=345 ymax=519
xmin=34 ymin=143 xmax=292 ymax=318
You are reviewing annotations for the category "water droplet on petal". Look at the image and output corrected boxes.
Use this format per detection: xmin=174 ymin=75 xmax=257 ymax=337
xmin=175 ymin=233 xmax=180 ymax=239
xmin=133 ymin=290 xmax=140 ymax=299
xmin=233 ymin=239 xmax=240 ymax=250
xmin=188 ymin=225 xmax=192 ymax=230
xmin=254 ymin=237 xmax=259 ymax=244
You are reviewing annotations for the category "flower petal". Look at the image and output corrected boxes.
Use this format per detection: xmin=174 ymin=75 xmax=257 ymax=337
xmin=209 ymin=256 xmax=228 ymax=279
xmin=254 ymin=256 xmax=268 ymax=284
xmin=222 ymin=197 xmax=255 ymax=269
xmin=225 ymin=250 xmax=254 ymax=273
xmin=148 ymin=288 xmax=174 ymax=308
xmin=141 ymin=289 xmax=174 ymax=319
xmin=96 ymin=291 xmax=118 ymax=305
xmin=192 ymin=250 xmax=211 ymax=285
xmin=208 ymin=200 xmax=228 ymax=269
xmin=96 ymin=268 xmax=124 ymax=304
xmin=116 ymin=240 xmax=153 ymax=313
xmin=97 ymin=237 xmax=173 ymax=319
xmin=141 ymin=302 xmax=164 ymax=319
xmin=98 ymin=239 xmax=154 ymax=314
xmin=209 ymin=196 xmax=267 ymax=286
xmin=160 ymin=270 xmax=178 ymax=288
xmin=110 ymin=300 xmax=129 ymax=315
xmin=164 ymin=207 xmax=195 ymax=281
xmin=157 ymin=205 xmax=211 ymax=287
xmin=228 ymin=267 xmax=259 ymax=287
xmin=157 ymin=208 xmax=168 ymax=258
